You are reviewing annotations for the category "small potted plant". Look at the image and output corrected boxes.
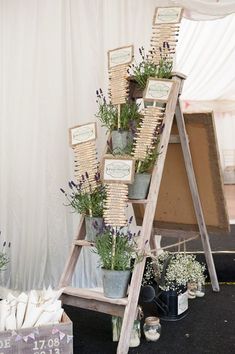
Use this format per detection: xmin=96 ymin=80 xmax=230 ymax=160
xmin=93 ymin=219 xmax=141 ymax=298
xmin=60 ymin=172 xmax=106 ymax=241
xmin=152 ymin=252 xmax=206 ymax=320
xmin=96 ymin=89 xmax=141 ymax=154
xmin=129 ymin=142 xmax=159 ymax=200
xmin=129 ymin=44 xmax=173 ymax=92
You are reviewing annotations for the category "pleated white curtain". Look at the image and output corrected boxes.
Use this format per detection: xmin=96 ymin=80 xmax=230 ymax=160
xmin=0 ymin=0 xmax=234 ymax=296
xmin=171 ymin=0 xmax=235 ymax=20
xmin=0 ymin=0 xmax=78 ymax=296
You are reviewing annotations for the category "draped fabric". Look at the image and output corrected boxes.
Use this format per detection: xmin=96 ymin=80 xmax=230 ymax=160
xmin=176 ymin=15 xmax=235 ymax=112
xmin=0 ymin=0 xmax=234 ymax=296
xmin=159 ymin=0 xmax=235 ymax=20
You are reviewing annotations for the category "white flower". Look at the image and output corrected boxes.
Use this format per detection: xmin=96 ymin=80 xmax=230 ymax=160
xmin=154 ymin=252 xmax=206 ymax=292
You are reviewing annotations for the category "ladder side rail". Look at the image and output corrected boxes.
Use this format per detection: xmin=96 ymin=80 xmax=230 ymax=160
xmin=117 ymin=79 xmax=181 ymax=354
xmin=59 ymin=216 xmax=86 ymax=288
xmin=175 ymin=101 xmax=219 ymax=292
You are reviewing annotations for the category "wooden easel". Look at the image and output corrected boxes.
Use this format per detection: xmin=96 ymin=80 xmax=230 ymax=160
xmin=59 ymin=73 xmax=219 ymax=354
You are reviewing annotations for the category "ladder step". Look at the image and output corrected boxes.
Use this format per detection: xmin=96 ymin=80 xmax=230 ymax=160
xmin=73 ymin=240 xmax=95 ymax=247
xmin=63 ymin=286 xmax=128 ymax=304
xmin=61 ymin=286 xmax=128 ymax=317
xmin=169 ymin=134 xmax=181 ymax=143
xmin=128 ymin=199 xmax=148 ymax=204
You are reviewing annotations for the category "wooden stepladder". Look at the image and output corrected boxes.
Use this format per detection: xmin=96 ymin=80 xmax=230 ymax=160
xmin=59 ymin=73 xmax=219 ymax=354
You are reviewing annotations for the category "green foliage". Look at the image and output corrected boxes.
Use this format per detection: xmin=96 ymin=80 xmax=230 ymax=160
xmin=96 ymin=89 xmax=141 ymax=132
xmin=69 ymin=185 xmax=106 ymax=217
xmin=95 ymin=231 xmax=135 ymax=271
xmin=157 ymin=57 xmax=173 ymax=79
xmin=61 ymin=173 xmax=106 ymax=217
xmin=130 ymin=45 xmax=173 ymax=89
xmin=119 ymin=101 xmax=141 ymax=131
xmin=94 ymin=222 xmax=141 ymax=271
xmin=131 ymin=60 xmax=159 ymax=90
xmin=96 ymin=100 xmax=117 ymax=131
xmin=136 ymin=141 xmax=160 ymax=173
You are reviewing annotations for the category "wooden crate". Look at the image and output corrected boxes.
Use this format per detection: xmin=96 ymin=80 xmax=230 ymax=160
xmin=0 ymin=313 xmax=73 ymax=354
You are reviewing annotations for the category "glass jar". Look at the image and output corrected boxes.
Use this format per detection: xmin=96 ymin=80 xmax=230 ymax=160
xmin=187 ymin=282 xmax=197 ymax=299
xmin=195 ymin=282 xmax=205 ymax=297
xmin=129 ymin=320 xmax=141 ymax=347
xmin=143 ymin=316 xmax=161 ymax=342
xmin=188 ymin=282 xmax=205 ymax=298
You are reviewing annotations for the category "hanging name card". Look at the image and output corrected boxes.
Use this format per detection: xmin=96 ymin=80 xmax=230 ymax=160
xmin=69 ymin=122 xmax=97 ymax=147
xmin=143 ymin=78 xmax=173 ymax=102
xmin=108 ymin=45 xmax=134 ymax=69
xmin=102 ymin=156 xmax=135 ymax=184
xmin=153 ymin=7 xmax=183 ymax=25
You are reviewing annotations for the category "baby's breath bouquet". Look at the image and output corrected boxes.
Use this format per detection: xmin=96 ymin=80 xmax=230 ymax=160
xmin=153 ymin=252 xmax=206 ymax=293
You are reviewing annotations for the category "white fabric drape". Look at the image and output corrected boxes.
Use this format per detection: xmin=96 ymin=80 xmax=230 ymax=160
xmin=0 ymin=0 xmax=78 ymax=296
xmin=158 ymin=0 xmax=235 ymax=20
xmin=0 ymin=0 xmax=235 ymax=296
xmin=176 ymin=15 xmax=235 ymax=112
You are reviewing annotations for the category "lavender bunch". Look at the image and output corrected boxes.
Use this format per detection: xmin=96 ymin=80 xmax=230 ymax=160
xmin=60 ymin=172 xmax=106 ymax=217
xmin=157 ymin=42 xmax=173 ymax=79
xmin=94 ymin=217 xmax=141 ymax=271
xmin=129 ymin=44 xmax=173 ymax=89
xmin=95 ymin=88 xmax=141 ymax=134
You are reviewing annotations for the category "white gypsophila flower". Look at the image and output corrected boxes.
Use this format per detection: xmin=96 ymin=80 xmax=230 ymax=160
xmin=153 ymin=252 xmax=206 ymax=292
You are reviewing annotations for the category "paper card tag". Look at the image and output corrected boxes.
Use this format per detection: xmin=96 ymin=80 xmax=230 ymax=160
xmin=144 ymin=78 xmax=173 ymax=102
xmin=102 ymin=156 xmax=135 ymax=184
xmin=178 ymin=291 xmax=188 ymax=315
xmin=108 ymin=45 xmax=133 ymax=69
xmin=69 ymin=122 xmax=96 ymax=146
xmin=153 ymin=7 xmax=183 ymax=25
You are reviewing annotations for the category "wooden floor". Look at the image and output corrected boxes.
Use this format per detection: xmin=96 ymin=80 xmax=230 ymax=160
xmin=224 ymin=184 xmax=235 ymax=221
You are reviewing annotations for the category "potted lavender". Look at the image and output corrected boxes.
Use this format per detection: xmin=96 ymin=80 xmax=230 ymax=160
xmin=129 ymin=45 xmax=173 ymax=91
xmin=61 ymin=172 xmax=106 ymax=241
xmin=96 ymin=89 xmax=141 ymax=155
xmin=129 ymin=143 xmax=159 ymax=200
xmin=94 ymin=220 xmax=141 ymax=298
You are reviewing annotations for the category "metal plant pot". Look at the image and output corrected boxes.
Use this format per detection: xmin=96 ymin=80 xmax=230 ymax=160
xmin=128 ymin=173 xmax=151 ymax=200
xmin=102 ymin=269 xmax=131 ymax=298
xmin=85 ymin=216 xmax=104 ymax=242
xmin=111 ymin=130 xmax=133 ymax=154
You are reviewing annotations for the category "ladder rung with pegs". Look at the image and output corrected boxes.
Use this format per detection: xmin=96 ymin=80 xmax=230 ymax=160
xmin=59 ymin=73 xmax=219 ymax=354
